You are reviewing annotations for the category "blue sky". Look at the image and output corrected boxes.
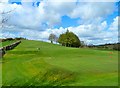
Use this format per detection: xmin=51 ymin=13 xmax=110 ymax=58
xmin=0 ymin=0 xmax=119 ymax=45
xmin=54 ymin=16 xmax=80 ymax=28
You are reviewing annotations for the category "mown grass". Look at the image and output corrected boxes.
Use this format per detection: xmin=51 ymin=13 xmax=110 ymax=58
xmin=0 ymin=40 xmax=17 ymax=47
xmin=1 ymin=40 xmax=118 ymax=86
xmin=0 ymin=40 xmax=18 ymax=86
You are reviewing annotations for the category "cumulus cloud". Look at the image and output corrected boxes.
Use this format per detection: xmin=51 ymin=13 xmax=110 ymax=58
xmin=1 ymin=1 xmax=116 ymax=29
xmin=20 ymin=18 xmax=118 ymax=45
xmin=69 ymin=2 xmax=115 ymax=24
xmin=109 ymin=16 xmax=119 ymax=31
xmin=0 ymin=0 xmax=118 ymax=45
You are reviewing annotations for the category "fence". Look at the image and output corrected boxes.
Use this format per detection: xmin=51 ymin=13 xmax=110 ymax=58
xmin=0 ymin=41 xmax=21 ymax=58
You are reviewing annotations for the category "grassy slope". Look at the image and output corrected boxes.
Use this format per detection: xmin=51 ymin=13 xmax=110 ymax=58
xmin=0 ymin=40 xmax=17 ymax=47
xmin=2 ymin=40 xmax=118 ymax=86
xmin=0 ymin=40 xmax=17 ymax=86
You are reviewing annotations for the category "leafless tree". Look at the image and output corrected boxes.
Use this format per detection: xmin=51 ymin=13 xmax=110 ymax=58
xmin=0 ymin=4 xmax=16 ymax=28
xmin=48 ymin=33 xmax=57 ymax=44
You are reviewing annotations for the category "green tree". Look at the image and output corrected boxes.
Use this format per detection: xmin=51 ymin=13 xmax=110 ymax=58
xmin=58 ymin=30 xmax=81 ymax=47
xmin=58 ymin=34 xmax=66 ymax=46
xmin=48 ymin=33 xmax=57 ymax=43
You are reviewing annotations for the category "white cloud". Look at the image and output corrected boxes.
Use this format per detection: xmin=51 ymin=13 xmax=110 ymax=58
xmin=109 ymin=16 xmax=119 ymax=31
xmin=98 ymin=21 xmax=107 ymax=31
xmin=1 ymin=1 xmax=115 ymax=29
xmin=0 ymin=0 xmax=118 ymax=3
xmin=78 ymin=0 xmax=117 ymax=2
xmin=69 ymin=2 xmax=115 ymax=24
xmin=22 ymin=18 xmax=117 ymax=45
xmin=0 ymin=0 xmax=8 ymax=3
xmin=1 ymin=19 xmax=118 ymax=45
xmin=0 ymin=1 xmax=118 ymax=45
xmin=0 ymin=32 xmax=16 ymax=38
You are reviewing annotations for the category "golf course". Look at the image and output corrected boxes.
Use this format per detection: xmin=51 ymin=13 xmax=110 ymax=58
xmin=0 ymin=40 xmax=118 ymax=86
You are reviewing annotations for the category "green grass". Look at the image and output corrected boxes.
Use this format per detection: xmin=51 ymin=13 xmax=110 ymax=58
xmin=1 ymin=40 xmax=118 ymax=86
xmin=0 ymin=40 xmax=17 ymax=47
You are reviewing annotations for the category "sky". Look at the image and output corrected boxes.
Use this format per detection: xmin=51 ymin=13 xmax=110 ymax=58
xmin=0 ymin=0 xmax=119 ymax=45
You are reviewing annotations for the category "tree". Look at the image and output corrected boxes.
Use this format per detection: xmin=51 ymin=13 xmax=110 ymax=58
xmin=58 ymin=30 xmax=81 ymax=47
xmin=58 ymin=34 xmax=66 ymax=46
xmin=48 ymin=33 xmax=57 ymax=43
xmin=6 ymin=38 xmax=13 ymax=41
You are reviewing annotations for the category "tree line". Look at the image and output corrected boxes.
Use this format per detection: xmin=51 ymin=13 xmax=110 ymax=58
xmin=0 ymin=37 xmax=26 ymax=42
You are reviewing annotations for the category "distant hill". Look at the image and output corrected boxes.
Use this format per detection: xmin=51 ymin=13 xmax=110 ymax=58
xmin=88 ymin=43 xmax=120 ymax=51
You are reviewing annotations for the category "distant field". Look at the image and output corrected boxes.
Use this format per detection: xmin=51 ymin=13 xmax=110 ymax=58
xmin=1 ymin=40 xmax=118 ymax=86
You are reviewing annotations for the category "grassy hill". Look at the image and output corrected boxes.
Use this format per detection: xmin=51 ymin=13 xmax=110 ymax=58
xmin=1 ymin=40 xmax=118 ymax=86
xmin=0 ymin=40 xmax=17 ymax=47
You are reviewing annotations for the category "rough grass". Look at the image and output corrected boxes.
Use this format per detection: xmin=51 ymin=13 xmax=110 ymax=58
xmin=1 ymin=40 xmax=118 ymax=86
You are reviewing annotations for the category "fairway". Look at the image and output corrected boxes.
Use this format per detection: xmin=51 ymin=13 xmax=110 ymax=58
xmin=1 ymin=40 xmax=118 ymax=86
